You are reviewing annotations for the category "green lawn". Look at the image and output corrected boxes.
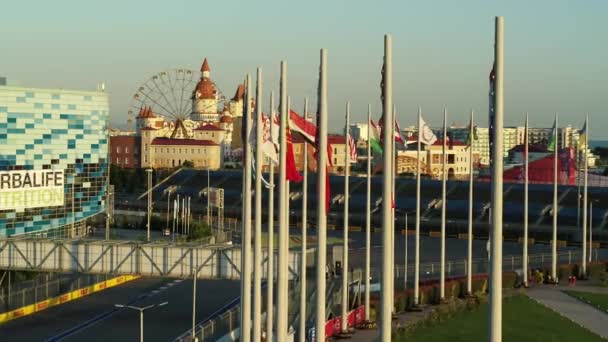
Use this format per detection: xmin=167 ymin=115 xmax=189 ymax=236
xmin=565 ymin=290 xmax=608 ymax=313
xmin=396 ymin=295 xmax=603 ymax=342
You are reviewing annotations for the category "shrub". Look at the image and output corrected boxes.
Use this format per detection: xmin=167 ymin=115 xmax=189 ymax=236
xmin=558 ymin=264 xmax=579 ymax=280
xmin=599 ymin=270 xmax=608 ymax=287
xmin=502 ymin=271 xmax=518 ymax=288
xmin=587 ymin=262 xmax=607 ymax=278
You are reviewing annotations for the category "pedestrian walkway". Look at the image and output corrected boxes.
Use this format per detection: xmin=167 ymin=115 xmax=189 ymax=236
xmin=349 ymin=305 xmax=435 ymax=342
xmin=527 ymin=286 xmax=608 ymax=339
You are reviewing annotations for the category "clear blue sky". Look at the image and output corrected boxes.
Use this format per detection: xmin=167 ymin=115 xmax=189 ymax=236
xmin=2 ymin=0 xmax=607 ymax=136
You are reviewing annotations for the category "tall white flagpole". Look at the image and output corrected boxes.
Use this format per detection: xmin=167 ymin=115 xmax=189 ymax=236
xmin=440 ymin=108 xmax=447 ymax=300
xmin=253 ymin=67 xmax=263 ymax=342
xmin=582 ymin=114 xmax=589 ymax=276
xmin=240 ymin=74 xmax=253 ymax=342
xmin=523 ymin=112 xmax=529 ymax=286
xmin=404 ymin=212 xmax=408 ymax=290
xmin=315 ymin=48 xmax=329 ymax=342
xmin=277 ymin=61 xmax=289 ymax=341
xmin=299 ymin=97 xmax=309 ymax=342
xmin=489 ymin=16 xmax=505 ymax=342
xmin=467 ymin=110 xmax=474 ymax=294
xmin=380 ymin=33 xmax=393 ymax=342
xmin=391 ymin=104 xmax=396 ymax=312
xmin=552 ymin=113 xmax=558 ymax=282
xmin=266 ymin=91 xmax=276 ymax=342
xmin=414 ymin=107 xmax=422 ymax=305
xmin=365 ymin=104 xmax=372 ymax=321
xmin=340 ymin=102 xmax=351 ymax=334
xmin=176 ymin=194 xmax=180 ymax=237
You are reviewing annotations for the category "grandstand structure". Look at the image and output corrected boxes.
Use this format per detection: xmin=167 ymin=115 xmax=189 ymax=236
xmin=115 ymin=168 xmax=608 ymax=242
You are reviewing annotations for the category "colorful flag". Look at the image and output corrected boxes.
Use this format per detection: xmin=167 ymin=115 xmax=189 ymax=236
xmin=548 ymin=118 xmax=557 ymax=152
xmin=394 ymin=118 xmax=406 ymax=148
xmin=369 ymin=119 xmax=383 ymax=154
xmin=289 ymin=110 xmax=316 ymax=144
xmin=465 ymin=120 xmax=478 ymax=147
xmin=348 ymin=133 xmax=358 ymax=162
xmin=286 ymin=124 xmax=303 ymax=183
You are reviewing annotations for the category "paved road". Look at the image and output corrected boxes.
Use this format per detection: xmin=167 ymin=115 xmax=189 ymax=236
xmin=527 ymin=286 xmax=608 ymax=339
xmin=0 ymin=277 xmax=240 ymax=342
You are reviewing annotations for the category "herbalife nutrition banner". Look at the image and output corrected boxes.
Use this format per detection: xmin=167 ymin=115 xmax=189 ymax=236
xmin=0 ymin=170 xmax=65 ymax=210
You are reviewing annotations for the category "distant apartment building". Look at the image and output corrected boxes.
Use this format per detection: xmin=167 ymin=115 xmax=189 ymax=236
xmin=398 ymin=139 xmax=478 ymax=180
xmin=110 ymin=136 xmax=140 ymax=168
xmin=349 ymin=123 xmax=369 ymax=142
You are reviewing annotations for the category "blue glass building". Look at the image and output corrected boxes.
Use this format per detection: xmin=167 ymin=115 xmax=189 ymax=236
xmin=0 ymin=84 xmax=109 ymax=236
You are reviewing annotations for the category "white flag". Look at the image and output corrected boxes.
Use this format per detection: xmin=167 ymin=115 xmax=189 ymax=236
xmin=419 ymin=116 xmax=438 ymax=145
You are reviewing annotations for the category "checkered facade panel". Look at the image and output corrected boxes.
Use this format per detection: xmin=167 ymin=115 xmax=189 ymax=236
xmin=0 ymin=86 xmax=109 ymax=236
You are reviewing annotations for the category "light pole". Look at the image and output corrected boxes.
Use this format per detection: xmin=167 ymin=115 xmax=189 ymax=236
xmin=166 ymin=190 xmax=172 ymax=235
xmin=590 ymin=200 xmax=597 ymax=263
xmin=207 ymin=168 xmax=211 ymax=228
xmin=146 ymin=169 xmax=152 ymax=242
xmin=115 ymin=301 xmax=168 ymax=342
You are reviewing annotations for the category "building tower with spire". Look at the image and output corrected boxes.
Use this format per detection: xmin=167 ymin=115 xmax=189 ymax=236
xmin=191 ymin=58 xmax=220 ymax=122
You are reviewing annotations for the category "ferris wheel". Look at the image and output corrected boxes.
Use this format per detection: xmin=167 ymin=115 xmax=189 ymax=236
xmin=127 ymin=68 xmax=226 ymax=130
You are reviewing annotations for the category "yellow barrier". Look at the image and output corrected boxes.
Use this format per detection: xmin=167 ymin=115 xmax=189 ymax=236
xmin=348 ymin=226 xmax=362 ymax=232
xmin=429 ymin=231 xmax=442 ymax=238
xmin=0 ymin=275 xmax=140 ymax=324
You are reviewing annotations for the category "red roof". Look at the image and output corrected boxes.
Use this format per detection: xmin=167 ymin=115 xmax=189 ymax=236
xmin=328 ymin=134 xmax=346 ymax=145
xmin=140 ymin=126 xmax=158 ymax=131
xmin=136 ymin=106 xmax=157 ymax=119
xmin=201 ymin=58 xmax=210 ymax=72
xmin=151 ymin=138 xmax=218 ymax=146
xmin=430 ymin=138 xmax=466 ymax=146
xmin=194 ymin=123 xmax=224 ymax=131
xmin=193 ymin=78 xmax=216 ymax=100
xmin=232 ymin=84 xmax=245 ymax=101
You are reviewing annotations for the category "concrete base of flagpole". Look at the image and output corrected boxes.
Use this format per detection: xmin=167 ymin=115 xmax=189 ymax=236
xmin=357 ymin=320 xmax=376 ymax=330
xmin=409 ymin=304 xmax=424 ymax=312
xmin=336 ymin=329 xmax=355 ymax=339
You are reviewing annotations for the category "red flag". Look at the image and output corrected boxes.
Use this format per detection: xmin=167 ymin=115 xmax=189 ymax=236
xmin=286 ymin=127 xmax=303 ymax=182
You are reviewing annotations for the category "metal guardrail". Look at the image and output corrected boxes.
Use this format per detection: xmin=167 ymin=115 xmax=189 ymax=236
xmin=0 ymin=273 xmax=114 ymax=313
xmin=382 ymin=250 xmax=604 ymax=290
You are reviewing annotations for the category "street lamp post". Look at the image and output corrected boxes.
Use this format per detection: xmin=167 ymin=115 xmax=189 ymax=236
xmin=114 ymin=302 xmax=168 ymax=342
xmin=146 ymin=169 xmax=153 ymax=242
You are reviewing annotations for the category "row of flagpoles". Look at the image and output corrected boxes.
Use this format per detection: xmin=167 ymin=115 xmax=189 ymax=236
xmin=237 ymin=16 xmax=591 ymax=342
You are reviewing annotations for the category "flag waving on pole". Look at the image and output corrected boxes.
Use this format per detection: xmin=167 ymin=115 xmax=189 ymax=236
xmin=369 ymin=119 xmax=383 ymax=154
xmin=548 ymin=118 xmax=557 ymax=152
xmin=348 ymin=131 xmax=358 ymax=162
xmin=395 ymin=118 xmax=406 ymax=149
xmin=466 ymin=119 xmax=478 ymax=148
xmin=419 ymin=116 xmax=438 ymax=145
xmin=286 ymin=121 xmax=303 ymax=183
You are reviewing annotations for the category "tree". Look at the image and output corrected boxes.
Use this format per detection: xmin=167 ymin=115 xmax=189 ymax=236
xmin=182 ymin=160 xmax=194 ymax=168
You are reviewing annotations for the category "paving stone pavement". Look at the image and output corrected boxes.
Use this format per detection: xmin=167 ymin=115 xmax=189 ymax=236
xmin=527 ymin=286 xmax=608 ymax=339
xmin=348 ymin=305 xmax=435 ymax=342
